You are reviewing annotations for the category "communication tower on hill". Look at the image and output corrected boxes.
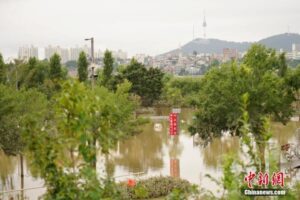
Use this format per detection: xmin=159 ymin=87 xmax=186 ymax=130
xmin=203 ymin=11 xmax=207 ymax=39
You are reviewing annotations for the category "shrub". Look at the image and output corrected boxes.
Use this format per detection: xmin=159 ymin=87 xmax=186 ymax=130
xmin=118 ymin=176 xmax=194 ymax=199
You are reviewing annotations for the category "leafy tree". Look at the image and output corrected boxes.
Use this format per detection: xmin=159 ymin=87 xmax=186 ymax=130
xmin=0 ymin=85 xmax=48 ymax=155
xmin=162 ymin=76 xmax=202 ymax=106
xmin=0 ymin=85 xmax=20 ymax=155
xmin=278 ymin=52 xmax=288 ymax=77
xmin=49 ymin=53 xmax=63 ymax=80
xmin=189 ymin=45 xmax=295 ymax=170
xmin=24 ymin=59 xmax=49 ymax=88
xmin=23 ymin=79 xmax=141 ymax=199
xmin=77 ymin=51 xmax=88 ymax=82
xmin=101 ymin=50 xmax=114 ymax=88
xmin=121 ymin=59 xmax=164 ymax=106
xmin=0 ymin=53 xmax=6 ymax=84
xmin=203 ymin=95 xmax=299 ymax=199
xmin=285 ymin=66 xmax=300 ymax=117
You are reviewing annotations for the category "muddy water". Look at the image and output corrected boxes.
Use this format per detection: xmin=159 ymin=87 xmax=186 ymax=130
xmin=1 ymin=107 xmax=299 ymax=199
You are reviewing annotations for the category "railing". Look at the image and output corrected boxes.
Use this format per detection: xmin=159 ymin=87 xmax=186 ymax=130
xmin=0 ymin=172 xmax=145 ymax=200
xmin=113 ymin=171 xmax=146 ymax=180
xmin=0 ymin=186 xmax=45 ymax=200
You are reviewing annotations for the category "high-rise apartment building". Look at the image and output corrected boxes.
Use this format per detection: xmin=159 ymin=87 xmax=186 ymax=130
xmin=291 ymin=43 xmax=300 ymax=60
xmin=45 ymin=45 xmax=69 ymax=63
xmin=292 ymin=44 xmax=300 ymax=52
xmin=18 ymin=45 xmax=38 ymax=60
xmin=70 ymin=45 xmax=90 ymax=61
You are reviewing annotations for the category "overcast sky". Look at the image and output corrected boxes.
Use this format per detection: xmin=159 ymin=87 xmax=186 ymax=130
xmin=0 ymin=0 xmax=299 ymax=59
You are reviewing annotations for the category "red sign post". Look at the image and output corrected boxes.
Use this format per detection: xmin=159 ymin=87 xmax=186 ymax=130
xmin=169 ymin=112 xmax=178 ymax=136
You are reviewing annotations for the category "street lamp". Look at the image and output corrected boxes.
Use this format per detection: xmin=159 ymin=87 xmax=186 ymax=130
xmin=85 ymin=37 xmax=95 ymax=86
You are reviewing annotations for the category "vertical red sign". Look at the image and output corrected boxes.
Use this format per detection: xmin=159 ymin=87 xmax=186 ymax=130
xmin=169 ymin=112 xmax=178 ymax=136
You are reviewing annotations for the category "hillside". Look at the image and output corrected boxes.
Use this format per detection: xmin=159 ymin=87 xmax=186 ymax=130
xmin=162 ymin=33 xmax=300 ymax=56
xmin=258 ymin=33 xmax=300 ymax=52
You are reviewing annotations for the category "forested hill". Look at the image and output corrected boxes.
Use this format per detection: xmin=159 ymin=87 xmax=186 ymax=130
xmin=162 ymin=33 xmax=300 ymax=55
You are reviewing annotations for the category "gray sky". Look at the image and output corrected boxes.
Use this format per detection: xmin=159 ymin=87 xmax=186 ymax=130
xmin=0 ymin=0 xmax=299 ymax=58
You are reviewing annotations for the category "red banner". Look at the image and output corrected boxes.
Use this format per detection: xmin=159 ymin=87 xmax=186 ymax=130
xmin=169 ymin=113 xmax=178 ymax=136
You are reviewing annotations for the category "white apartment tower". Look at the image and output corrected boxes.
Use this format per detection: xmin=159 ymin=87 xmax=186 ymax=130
xmin=18 ymin=45 xmax=38 ymax=60
xmin=70 ymin=45 xmax=90 ymax=61
xmin=45 ymin=45 xmax=69 ymax=63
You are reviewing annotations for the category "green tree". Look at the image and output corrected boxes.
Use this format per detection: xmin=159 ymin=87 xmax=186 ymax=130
xmin=162 ymin=76 xmax=202 ymax=106
xmin=0 ymin=85 xmax=48 ymax=155
xmin=278 ymin=52 xmax=288 ymax=77
xmin=190 ymin=45 xmax=295 ymax=170
xmin=77 ymin=51 xmax=88 ymax=82
xmin=0 ymin=53 xmax=6 ymax=84
xmin=23 ymin=79 xmax=141 ymax=199
xmin=101 ymin=50 xmax=114 ymax=88
xmin=122 ymin=59 xmax=164 ymax=106
xmin=49 ymin=53 xmax=62 ymax=80
xmin=24 ymin=58 xmax=49 ymax=88
xmin=285 ymin=65 xmax=300 ymax=117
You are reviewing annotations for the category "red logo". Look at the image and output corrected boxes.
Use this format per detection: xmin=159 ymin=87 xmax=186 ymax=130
xmin=244 ymin=171 xmax=285 ymax=188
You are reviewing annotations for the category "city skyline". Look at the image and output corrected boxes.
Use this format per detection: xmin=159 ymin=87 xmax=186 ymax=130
xmin=1 ymin=0 xmax=300 ymax=59
xmin=17 ymin=45 xmax=129 ymax=62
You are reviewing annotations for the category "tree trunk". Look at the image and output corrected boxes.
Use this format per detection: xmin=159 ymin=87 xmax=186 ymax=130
xmin=20 ymin=154 xmax=24 ymax=200
xmin=258 ymin=142 xmax=266 ymax=172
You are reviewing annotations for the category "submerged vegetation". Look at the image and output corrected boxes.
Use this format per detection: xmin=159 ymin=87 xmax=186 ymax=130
xmin=0 ymin=44 xmax=300 ymax=199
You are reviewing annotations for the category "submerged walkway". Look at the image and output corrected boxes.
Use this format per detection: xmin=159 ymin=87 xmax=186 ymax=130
xmin=149 ymin=116 xmax=169 ymax=120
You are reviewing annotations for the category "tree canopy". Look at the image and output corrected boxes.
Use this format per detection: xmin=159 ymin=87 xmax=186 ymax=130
xmin=121 ymin=59 xmax=164 ymax=106
xmin=0 ymin=54 xmax=6 ymax=84
xmin=49 ymin=53 xmax=63 ymax=80
xmin=0 ymin=84 xmax=48 ymax=155
xmin=98 ymin=50 xmax=115 ymax=89
xmin=23 ymin=80 xmax=141 ymax=199
xmin=77 ymin=51 xmax=88 ymax=82
xmin=189 ymin=44 xmax=295 ymax=143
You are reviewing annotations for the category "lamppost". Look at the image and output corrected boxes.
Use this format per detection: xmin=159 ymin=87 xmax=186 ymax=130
xmin=85 ymin=37 xmax=95 ymax=87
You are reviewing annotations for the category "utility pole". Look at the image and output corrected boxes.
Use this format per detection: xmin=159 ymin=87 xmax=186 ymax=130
xmin=85 ymin=38 xmax=97 ymax=170
xmin=85 ymin=37 xmax=95 ymax=87
xmin=20 ymin=153 xmax=24 ymax=200
xmin=15 ymin=61 xmax=24 ymax=200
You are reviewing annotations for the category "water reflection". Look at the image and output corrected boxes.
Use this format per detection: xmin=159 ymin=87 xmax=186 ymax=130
xmin=0 ymin=108 xmax=299 ymax=200
xmin=170 ymin=158 xmax=180 ymax=178
xmin=202 ymin=136 xmax=240 ymax=169
xmin=113 ymin=122 xmax=164 ymax=173
xmin=0 ymin=152 xmax=45 ymax=200
xmin=271 ymin=122 xmax=299 ymax=145
xmin=0 ymin=150 xmax=17 ymax=190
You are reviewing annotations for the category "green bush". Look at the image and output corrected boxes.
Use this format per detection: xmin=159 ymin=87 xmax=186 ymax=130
xmin=118 ymin=176 xmax=194 ymax=199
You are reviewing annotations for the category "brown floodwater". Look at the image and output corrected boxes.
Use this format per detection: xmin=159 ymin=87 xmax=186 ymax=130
xmin=1 ymin=107 xmax=299 ymax=199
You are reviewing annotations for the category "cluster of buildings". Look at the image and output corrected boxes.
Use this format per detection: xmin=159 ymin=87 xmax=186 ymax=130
xmin=17 ymin=42 xmax=300 ymax=76
xmin=286 ymin=44 xmax=300 ymax=60
xmin=150 ymin=48 xmax=243 ymax=75
xmin=153 ymin=53 xmax=212 ymax=75
xmin=18 ymin=45 xmax=128 ymax=64
xmin=18 ymin=45 xmax=39 ymax=60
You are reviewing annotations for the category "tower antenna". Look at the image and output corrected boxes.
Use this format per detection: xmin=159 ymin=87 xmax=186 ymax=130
xmin=202 ymin=10 xmax=207 ymax=39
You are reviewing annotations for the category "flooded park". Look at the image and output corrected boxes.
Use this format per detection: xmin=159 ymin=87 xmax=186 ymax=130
xmin=1 ymin=107 xmax=300 ymax=200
